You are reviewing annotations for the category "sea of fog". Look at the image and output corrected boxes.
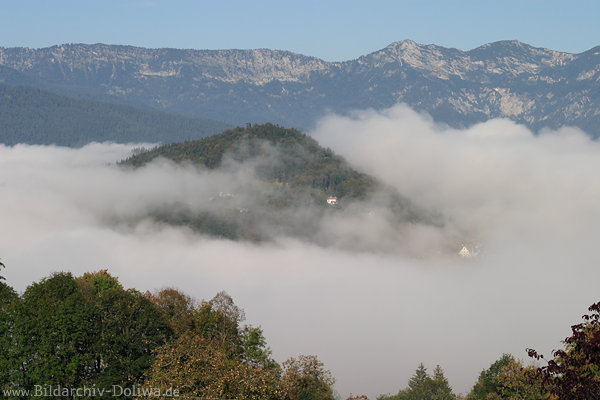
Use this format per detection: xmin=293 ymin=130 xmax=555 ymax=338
xmin=1 ymin=104 xmax=599 ymax=397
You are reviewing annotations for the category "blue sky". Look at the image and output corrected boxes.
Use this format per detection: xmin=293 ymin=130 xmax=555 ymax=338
xmin=1 ymin=0 xmax=599 ymax=61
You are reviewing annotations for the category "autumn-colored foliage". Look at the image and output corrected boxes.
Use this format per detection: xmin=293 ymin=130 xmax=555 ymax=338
xmin=282 ymin=355 xmax=336 ymax=400
xmin=139 ymin=332 xmax=286 ymax=400
xmin=528 ymin=301 xmax=600 ymax=399
xmin=467 ymin=355 xmax=545 ymax=400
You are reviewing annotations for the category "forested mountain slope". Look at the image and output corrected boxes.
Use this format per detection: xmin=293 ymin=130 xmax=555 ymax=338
xmin=0 ymin=84 xmax=231 ymax=146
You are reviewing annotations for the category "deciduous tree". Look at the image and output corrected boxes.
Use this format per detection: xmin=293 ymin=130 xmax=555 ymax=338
xmin=84 ymin=279 xmax=172 ymax=390
xmin=242 ymin=325 xmax=277 ymax=369
xmin=528 ymin=300 xmax=600 ymax=399
xmin=11 ymin=272 xmax=98 ymax=393
xmin=146 ymin=288 xmax=197 ymax=334
xmin=0 ymin=280 xmax=18 ymax=393
xmin=140 ymin=332 xmax=285 ymax=400
xmin=282 ymin=354 xmax=336 ymax=400
xmin=194 ymin=291 xmax=244 ymax=358
xmin=485 ymin=359 xmax=545 ymax=400
xmin=467 ymin=354 xmax=515 ymax=400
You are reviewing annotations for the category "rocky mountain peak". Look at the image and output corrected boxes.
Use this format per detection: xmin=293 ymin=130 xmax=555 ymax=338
xmin=363 ymin=40 xmax=437 ymax=69
xmin=380 ymin=39 xmax=428 ymax=59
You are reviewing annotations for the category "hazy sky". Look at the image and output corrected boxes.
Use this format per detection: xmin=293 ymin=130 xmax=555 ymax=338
xmin=1 ymin=0 xmax=599 ymax=60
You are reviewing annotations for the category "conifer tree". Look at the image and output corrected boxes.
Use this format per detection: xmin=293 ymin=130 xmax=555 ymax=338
xmin=431 ymin=365 xmax=456 ymax=400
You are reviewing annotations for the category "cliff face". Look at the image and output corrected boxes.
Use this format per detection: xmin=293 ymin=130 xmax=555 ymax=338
xmin=1 ymin=40 xmax=599 ymax=135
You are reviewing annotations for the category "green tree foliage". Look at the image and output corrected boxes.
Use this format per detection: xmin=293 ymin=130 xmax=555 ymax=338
xmin=76 ymin=269 xmax=123 ymax=300
xmin=467 ymin=354 xmax=546 ymax=400
xmin=0 ymin=271 xmax=335 ymax=400
xmin=466 ymin=354 xmax=515 ymax=400
xmin=484 ymin=359 xmax=545 ymax=400
xmin=143 ymin=288 xmax=296 ymax=398
xmin=405 ymin=363 xmax=431 ymax=399
xmin=0 ymin=83 xmax=231 ymax=146
xmin=121 ymin=123 xmax=432 ymax=242
xmin=146 ymin=288 xmax=278 ymax=368
xmin=0 ymin=280 xmax=18 ymax=392
xmin=122 ymin=123 xmax=377 ymax=199
xmin=87 ymin=284 xmax=171 ymax=391
xmin=378 ymin=363 xmax=456 ymax=400
xmin=0 ymin=271 xmax=171 ymax=399
xmin=242 ymin=325 xmax=277 ymax=369
xmin=431 ymin=365 xmax=457 ymax=400
xmin=528 ymin=300 xmax=600 ymax=399
xmin=194 ymin=291 xmax=246 ymax=358
xmin=9 ymin=273 xmax=98 ymax=395
xmin=282 ymin=354 xmax=336 ymax=400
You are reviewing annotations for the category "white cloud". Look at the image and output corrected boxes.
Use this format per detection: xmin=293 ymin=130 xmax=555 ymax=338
xmin=1 ymin=108 xmax=599 ymax=397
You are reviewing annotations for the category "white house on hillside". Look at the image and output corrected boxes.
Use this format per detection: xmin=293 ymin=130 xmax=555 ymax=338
xmin=458 ymin=246 xmax=471 ymax=257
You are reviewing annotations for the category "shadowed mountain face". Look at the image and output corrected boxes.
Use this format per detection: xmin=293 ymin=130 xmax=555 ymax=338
xmin=1 ymin=40 xmax=599 ymax=135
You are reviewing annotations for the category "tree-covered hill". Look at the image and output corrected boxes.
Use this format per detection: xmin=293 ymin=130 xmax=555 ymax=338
xmin=121 ymin=123 xmax=440 ymax=247
xmin=0 ymin=84 xmax=231 ymax=147
xmin=122 ymin=123 xmax=377 ymax=200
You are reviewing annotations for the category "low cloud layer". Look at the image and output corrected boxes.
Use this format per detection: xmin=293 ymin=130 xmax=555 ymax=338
xmin=1 ymin=106 xmax=599 ymax=397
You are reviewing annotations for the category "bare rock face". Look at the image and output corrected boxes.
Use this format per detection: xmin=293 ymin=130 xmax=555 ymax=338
xmin=1 ymin=40 xmax=599 ymax=135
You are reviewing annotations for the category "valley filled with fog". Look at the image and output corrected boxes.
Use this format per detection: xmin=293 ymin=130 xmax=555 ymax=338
xmin=1 ymin=104 xmax=599 ymax=397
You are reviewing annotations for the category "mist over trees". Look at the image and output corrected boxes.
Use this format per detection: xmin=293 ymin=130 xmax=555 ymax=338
xmin=0 ymin=265 xmax=599 ymax=399
xmin=0 ymin=270 xmax=336 ymax=400
xmin=119 ymin=123 xmax=446 ymax=251
xmin=374 ymin=304 xmax=600 ymax=400
xmin=0 ymin=108 xmax=598 ymax=399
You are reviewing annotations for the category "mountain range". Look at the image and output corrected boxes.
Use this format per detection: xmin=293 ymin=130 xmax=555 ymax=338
xmin=1 ymin=40 xmax=599 ymax=137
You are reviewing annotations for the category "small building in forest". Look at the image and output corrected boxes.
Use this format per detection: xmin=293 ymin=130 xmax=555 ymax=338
xmin=458 ymin=243 xmax=481 ymax=258
xmin=458 ymin=246 xmax=471 ymax=257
